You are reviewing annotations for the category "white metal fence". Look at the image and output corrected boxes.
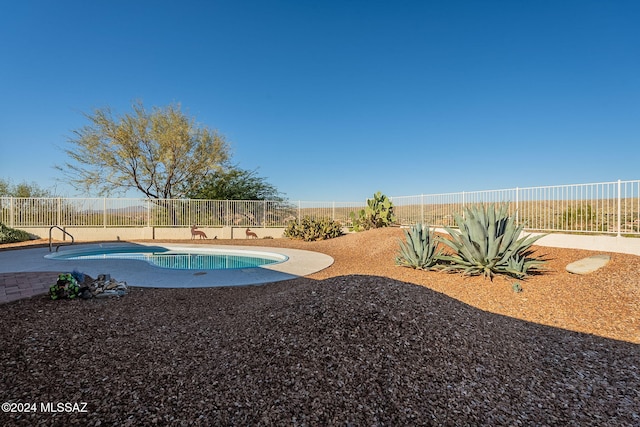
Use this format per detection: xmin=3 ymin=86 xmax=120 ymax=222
xmin=0 ymin=198 xmax=366 ymax=228
xmin=390 ymin=180 xmax=640 ymax=236
xmin=2 ymin=179 xmax=639 ymax=235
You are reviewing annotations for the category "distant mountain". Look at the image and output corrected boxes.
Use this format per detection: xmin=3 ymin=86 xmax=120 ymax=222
xmin=104 ymin=206 xmax=148 ymax=214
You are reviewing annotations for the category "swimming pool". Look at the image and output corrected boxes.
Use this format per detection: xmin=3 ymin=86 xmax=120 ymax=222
xmin=3 ymin=243 xmax=333 ymax=288
xmin=45 ymin=246 xmax=288 ymax=271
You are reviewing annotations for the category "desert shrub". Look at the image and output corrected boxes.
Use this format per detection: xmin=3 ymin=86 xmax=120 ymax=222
xmin=350 ymin=191 xmax=397 ymax=231
xmin=0 ymin=222 xmax=31 ymax=244
xmin=284 ymin=216 xmax=344 ymax=242
xmin=437 ymin=203 xmax=546 ymax=279
xmin=395 ymin=223 xmax=442 ymax=270
xmin=562 ymin=205 xmax=600 ymax=230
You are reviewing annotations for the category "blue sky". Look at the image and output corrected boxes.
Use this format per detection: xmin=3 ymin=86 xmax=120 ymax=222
xmin=1 ymin=0 xmax=638 ymax=201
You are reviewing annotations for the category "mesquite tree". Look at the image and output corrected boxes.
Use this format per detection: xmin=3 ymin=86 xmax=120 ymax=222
xmin=59 ymin=101 xmax=230 ymax=200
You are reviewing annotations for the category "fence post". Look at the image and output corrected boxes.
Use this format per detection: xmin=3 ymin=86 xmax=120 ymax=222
xmin=298 ymin=201 xmax=301 ymax=224
xmin=10 ymin=197 xmax=14 ymax=228
xmin=103 ymin=198 xmax=107 ymax=227
xmin=146 ymin=199 xmax=150 ymax=227
xmin=515 ymin=187 xmax=519 ymax=225
xmin=332 ymin=201 xmax=335 ymax=222
xmin=617 ymin=179 xmax=622 ymax=237
xmin=263 ymin=200 xmax=267 ymax=227
xmin=9 ymin=197 xmax=13 ymax=228
xmin=57 ymin=198 xmax=61 ymax=226
xmin=421 ymin=194 xmax=424 ymax=224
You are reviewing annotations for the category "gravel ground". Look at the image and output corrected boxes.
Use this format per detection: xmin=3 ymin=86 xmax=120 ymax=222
xmin=1 ymin=228 xmax=639 ymax=426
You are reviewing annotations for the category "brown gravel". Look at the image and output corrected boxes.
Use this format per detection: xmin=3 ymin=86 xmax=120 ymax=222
xmin=1 ymin=228 xmax=639 ymax=426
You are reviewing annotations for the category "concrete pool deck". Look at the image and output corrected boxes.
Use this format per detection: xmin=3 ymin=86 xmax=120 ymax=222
xmin=0 ymin=242 xmax=334 ymax=303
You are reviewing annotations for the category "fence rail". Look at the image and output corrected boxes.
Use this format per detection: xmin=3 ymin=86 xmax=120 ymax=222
xmin=2 ymin=179 xmax=639 ymax=236
xmin=0 ymin=198 xmax=366 ymax=228
xmin=390 ymin=180 xmax=640 ymax=236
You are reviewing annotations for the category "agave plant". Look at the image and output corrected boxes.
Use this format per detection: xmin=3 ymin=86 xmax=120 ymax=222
xmin=396 ymin=223 xmax=442 ymax=270
xmin=438 ymin=203 xmax=546 ymax=279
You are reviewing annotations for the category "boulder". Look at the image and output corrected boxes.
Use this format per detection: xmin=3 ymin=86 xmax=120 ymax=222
xmin=566 ymin=254 xmax=611 ymax=275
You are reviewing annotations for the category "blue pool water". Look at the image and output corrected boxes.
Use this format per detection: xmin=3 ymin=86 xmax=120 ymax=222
xmin=46 ymin=246 xmax=288 ymax=270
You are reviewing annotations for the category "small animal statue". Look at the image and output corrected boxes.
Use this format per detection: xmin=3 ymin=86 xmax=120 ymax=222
xmin=245 ymin=228 xmax=258 ymax=239
xmin=191 ymin=225 xmax=207 ymax=240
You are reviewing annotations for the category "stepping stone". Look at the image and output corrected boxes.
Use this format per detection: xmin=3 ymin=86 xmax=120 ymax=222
xmin=566 ymin=254 xmax=611 ymax=275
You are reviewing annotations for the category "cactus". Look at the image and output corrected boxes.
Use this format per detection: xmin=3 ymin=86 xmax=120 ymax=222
xmin=395 ymin=223 xmax=443 ymax=270
xmin=284 ymin=216 xmax=344 ymax=241
xmin=438 ymin=203 xmax=546 ymax=279
xmin=350 ymin=191 xmax=397 ymax=231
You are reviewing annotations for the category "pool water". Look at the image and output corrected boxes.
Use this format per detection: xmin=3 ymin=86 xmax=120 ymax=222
xmin=46 ymin=246 xmax=288 ymax=270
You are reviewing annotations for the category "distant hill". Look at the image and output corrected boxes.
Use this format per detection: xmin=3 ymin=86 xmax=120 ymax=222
xmin=104 ymin=206 xmax=148 ymax=214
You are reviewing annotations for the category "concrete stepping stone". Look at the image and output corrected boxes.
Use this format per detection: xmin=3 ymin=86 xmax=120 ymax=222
xmin=566 ymin=254 xmax=611 ymax=275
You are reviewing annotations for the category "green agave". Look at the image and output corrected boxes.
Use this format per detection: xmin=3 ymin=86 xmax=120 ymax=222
xmin=438 ymin=203 xmax=546 ymax=279
xmin=396 ymin=223 xmax=442 ymax=270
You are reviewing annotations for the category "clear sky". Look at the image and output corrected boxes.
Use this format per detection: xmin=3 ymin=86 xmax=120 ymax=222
xmin=1 ymin=0 xmax=638 ymax=202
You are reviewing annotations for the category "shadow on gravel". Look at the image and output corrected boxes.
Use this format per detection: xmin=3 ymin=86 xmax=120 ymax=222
xmin=1 ymin=274 xmax=638 ymax=426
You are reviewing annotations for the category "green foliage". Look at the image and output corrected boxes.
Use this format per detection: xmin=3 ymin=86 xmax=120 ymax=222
xmin=0 ymin=223 xmax=31 ymax=244
xmin=0 ymin=178 xmax=56 ymax=197
xmin=395 ymin=223 xmax=443 ymax=270
xmin=562 ymin=205 xmax=596 ymax=229
xmin=350 ymin=191 xmax=397 ymax=232
xmin=60 ymin=101 xmax=230 ymax=198
xmin=49 ymin=273 xmax=80 ymax=300
xmin=284 ymin=216 xmax=344 ymax=242
xmin=185 ymin=167 xmax=284 ymax=201
xmin=438 ymin=203 xmax=546 ymax=279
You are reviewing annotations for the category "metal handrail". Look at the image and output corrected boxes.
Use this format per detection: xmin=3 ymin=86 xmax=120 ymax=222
xmin=49 ymin=226 xmax=74 ymax=252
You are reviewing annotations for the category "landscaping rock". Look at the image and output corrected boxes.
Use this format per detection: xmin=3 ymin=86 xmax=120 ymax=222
xmin=566 ymin=254 xmax=611 ymax=274
xmin=78 ymin=274 xmax=129 ymax=298
xmin=2 ymin=228 xmax=639 ymax=426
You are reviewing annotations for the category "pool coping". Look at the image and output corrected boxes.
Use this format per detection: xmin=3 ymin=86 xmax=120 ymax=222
xmin=0 ymin=242 xmax=334 ymax=288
